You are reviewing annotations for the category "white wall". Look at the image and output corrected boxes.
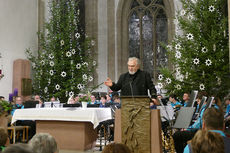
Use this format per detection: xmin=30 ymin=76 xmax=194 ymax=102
xmin=0 ymin=0 xmax=38 ymax=100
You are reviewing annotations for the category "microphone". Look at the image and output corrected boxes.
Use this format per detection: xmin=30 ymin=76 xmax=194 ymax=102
xmin=129 ymin=78 xmax=135 ymax=103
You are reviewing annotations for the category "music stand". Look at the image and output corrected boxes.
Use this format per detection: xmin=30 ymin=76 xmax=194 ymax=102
xmin=173 ymin=107 xmax=196 ymax=129
xmin=24 ymin=101 xmax=39 ymax=108
xmin=186 ymin=90 xmax=198 ymax=107
xmin=157 ymin=106 xmax=175 ymax=122
xmin=197 ymin=96 xmax=207 ymax=114
xmin=204 ymin=97 xmax=214 ymax=110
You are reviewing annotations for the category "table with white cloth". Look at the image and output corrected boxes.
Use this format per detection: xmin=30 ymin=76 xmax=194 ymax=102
xmin=12 ymin=107 xmax=112 ymax=151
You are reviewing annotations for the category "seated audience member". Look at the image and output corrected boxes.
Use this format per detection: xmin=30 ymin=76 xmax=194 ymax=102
xmin=0 ymin=96 xmax=5 ymax=101
xmin=89 ymin=95 xmax=99 ymax=104
xmin=50 ymin=97 xmax=56 ymax=102
xmin=11 ymin=96 xmax=24 ymax=116
xmin=34 ymin=95 xmax=43 ymax=104
xmin=2 ymin=143 xmax=33 ymax=153
xmin=0 ymin=127 xmax=9 ymax=152
xmin=184 ymin=107 xmax=230 ymax=153
xmin=224 ymin=94 xmax=230 ymax=119
xmin=187 ymin=130 xmax=224 ymax=153
xmin=106 ymin=94 xmax=113 ymax=103
xmin=13 ymin=97 xmax=36 ymax=139
xmin=102 ymin=143 xmax=131 ymax=153
xmin=212 ymin=97 xmax=221 ymax=109
xmin=99 ymin=95 xmax=107 ymax=108
xmin=169 ymin=94 xmax=182 ymax=111
xmin=74 ymin=95 xmax=79 ymax=103
xmin=173 ymin=99 xmax=207 ymax=153
xmin=29 ymin=133 xmax=58 ymax=153
xmin=67 ymin=96 xmax=75 ymax=104
xmin=182 ymin=92 xmax=190 ymax=107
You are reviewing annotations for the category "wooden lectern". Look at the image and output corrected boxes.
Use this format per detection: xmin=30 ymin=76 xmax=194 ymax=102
xmin=114 ymin=96 xmax=162 ymax=153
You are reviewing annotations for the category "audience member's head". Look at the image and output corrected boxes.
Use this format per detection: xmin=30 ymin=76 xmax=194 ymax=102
xmin=0 ymin=96 xmax=4 ymax=101
xmin=113 ymin=95 xmax=120 ymax=103
xmin=100 ymin=95 xmax=107 ymax=105
xmin=3 ymin=143 xmax=33 ymax=153
xmin=202 ymin=107 xmax=224 ymax=130
xmin=102 ymin=143 xmax=131 ymax=153
xmin=15 ymin=96 xmax=23 ymax=105
xmin=190 ymin=130 xmax=224 ymax=153
xmin=34 ymin=95 xmax=43 ymax=104
xmin=29 ymin=133 xmax=58 ymax=153
xmin=50 ymin=97 xmax=56 ymax=102
xmin=169 ymin=94 xmax=177 ymax=103
xmin=224 ymin=94 xmax=230 ymax=105
xmin=0 ymin=127 xmax=8 ymax=147
xmin=91 ymin=95 xmax=96 ymax=102
xmin=183 ymin=92 xmax=190 ymax=102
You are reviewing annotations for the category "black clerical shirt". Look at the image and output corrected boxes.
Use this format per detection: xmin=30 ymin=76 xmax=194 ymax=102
xmin=110 ymin=69 xmax=156 ymax=97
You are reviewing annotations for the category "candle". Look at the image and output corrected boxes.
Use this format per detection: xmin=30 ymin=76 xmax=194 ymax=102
xmin=9 ymin=93 xmax=13 ymax=102
xmin=13 ymin=88 xmax=18 ymax=97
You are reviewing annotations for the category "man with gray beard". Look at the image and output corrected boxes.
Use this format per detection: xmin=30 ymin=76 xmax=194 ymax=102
xmin=104 ymin=57 xmax=157 ymax=103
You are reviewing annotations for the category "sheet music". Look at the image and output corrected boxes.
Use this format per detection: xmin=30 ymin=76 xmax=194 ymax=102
xmin=157 ymin=105 xmax=175 ymax=122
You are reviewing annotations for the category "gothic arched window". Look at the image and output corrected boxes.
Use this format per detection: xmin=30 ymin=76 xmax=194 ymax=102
xmin=128 ymin=0 xmax=168 ymax=81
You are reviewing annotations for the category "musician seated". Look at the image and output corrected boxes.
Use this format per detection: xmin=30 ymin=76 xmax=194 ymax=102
xmin=169 ymin=94 xmax=182 ymax=111
xmin=184 ymin=108 xmax=230 ymax=153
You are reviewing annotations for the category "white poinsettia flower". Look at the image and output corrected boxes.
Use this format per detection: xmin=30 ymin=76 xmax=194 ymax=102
xmin=41 ymin=60 xmax=45 ymax=65
xmin=76 ymin=63 xmax=81 ymax=69
xmin=180 ymin=9 xmax=186 ymax=16
xmin=208 ymin=5 xmax=215 ymax=12
xmin=193 ymin=58 xmax=199 ymax=65
xmin=217 ymin=77 xmax=221 ymax=85
xmin=166 ymin=78 xmax=172 ymax=84
xmin=188 ymin=14 xmax=194 ymax=20
xmin=175 ymin=84 xmax=181 ymax=90
xmin=175 ymin=51 xmax=182 ymax=59
xmin=205 ymin=59 xmax=212 ymax=66
xmin=82 ymin=74 xmax=87 ymax=80
xmin=49 ymin=70 xmax=54 ymax=76
xmin=69 ymin=91 xmax=74 ymax=97
xmin=61 ymin=71 xmax=67 ymax=77
xmin=167 ymin=45 xmax=172 ymax=50
xmin=158 ymin=74 xmax=163 ymax=81
xmin=44 ymin=87 xmax=48 ymax=93
xmin=93 ymin=61 xmax=97 ymax=66
xmin=75 ymin=33 xmax=80 ymax=39
xmin=71 ymin=49 xmax=76 ymax=54
xmin=88 ymin=76 xmax=93 ymax=82
xmin=49 ymin=53 xmax=54 ymax=59
xmin=157 ymin=83 xmax=163 ymax=89
xmin=66 ymin=51 xmax=72 ymax=57
xmin=50 ymin=61 xmax=54 ymax=67
xmin=83 ymin=62 xmax=88 ymax=67
xmin=55 ymin=84 xmax=60 ymax=90
xmin=201 ymin=47 xmax=208 ymax=53
xmin=32 ymin=63 xmax=36 ymax=68
xmin=91 ymin=40 xmax=95 ymax=46
xmin=77 ymin=84 xmax=82 ymax=90
xmin=191 ymin=0 xmax=197 ymax=3
xmin=199 ymin=84 xmax=205 ymax=91
xmin=60 ymin=40 xmax=64 ymax=46
xmin=175 ymin=44 xmax=181 ymax=50
xmin=186 ymin=33 xmax=194 ymax=40
xmin=179 ymin=75 xmax=184 ymax=82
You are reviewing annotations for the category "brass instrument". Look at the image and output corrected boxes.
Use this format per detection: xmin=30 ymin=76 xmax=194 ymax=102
xmin=161 ymin=128 xmax=175 ymax=153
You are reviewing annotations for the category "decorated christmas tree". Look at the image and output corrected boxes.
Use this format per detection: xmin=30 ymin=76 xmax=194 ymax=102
xmin=158 ymin=0 xmax=229 ymax=98
xmin=26 ymin=0 xmax=96 ymax=102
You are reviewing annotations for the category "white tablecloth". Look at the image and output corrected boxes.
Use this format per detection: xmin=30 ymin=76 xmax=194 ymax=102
xmin=11 ymin=107 xmax=112 ymax=128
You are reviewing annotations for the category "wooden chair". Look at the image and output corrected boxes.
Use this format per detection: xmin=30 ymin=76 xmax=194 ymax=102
xmin=7 ymin=126 xmax=30 ymax=143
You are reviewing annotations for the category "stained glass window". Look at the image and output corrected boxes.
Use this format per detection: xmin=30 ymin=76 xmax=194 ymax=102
xmin=128 ymin=0 xmax=168 ymax=81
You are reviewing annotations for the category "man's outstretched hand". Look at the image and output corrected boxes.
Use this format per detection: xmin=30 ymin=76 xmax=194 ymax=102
xmin=104 ymin=77 xmax=113 ymax=87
